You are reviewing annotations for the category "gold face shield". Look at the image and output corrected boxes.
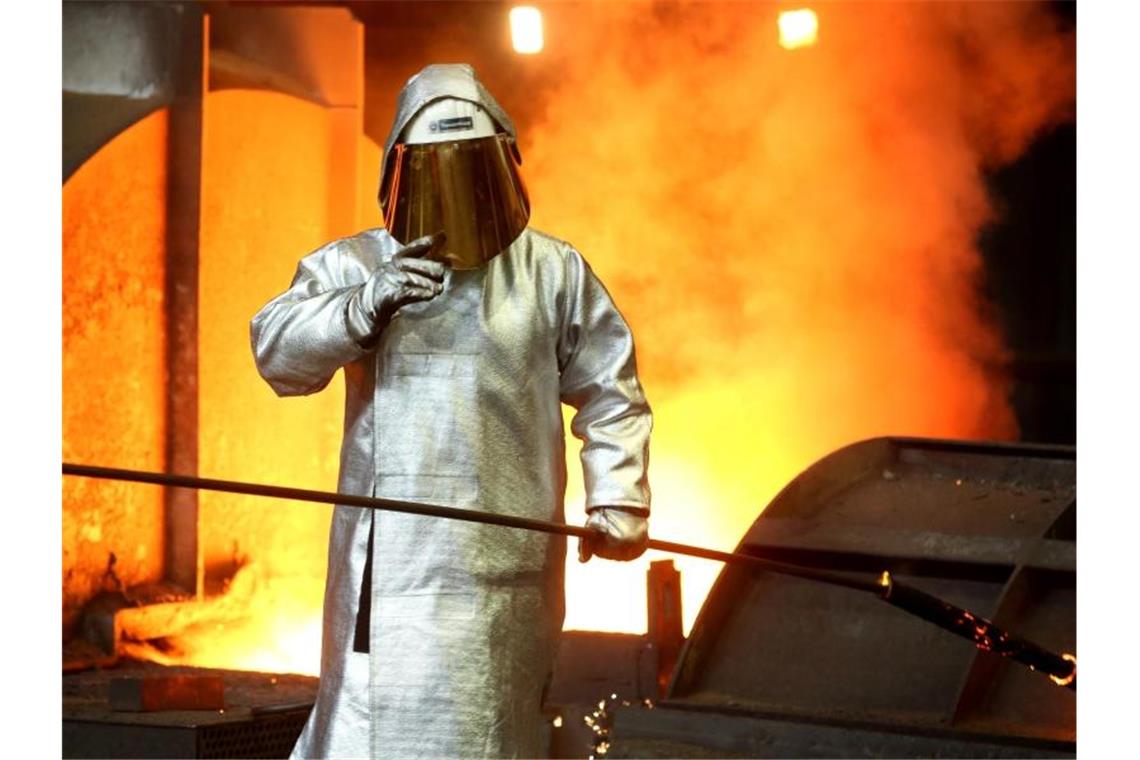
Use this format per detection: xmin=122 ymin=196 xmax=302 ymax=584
xmin=380 ymin=134 xmax=531 ymax=270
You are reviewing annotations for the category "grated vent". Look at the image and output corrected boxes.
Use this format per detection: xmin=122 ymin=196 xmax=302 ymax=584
xmin=198 ymin=709 xmax=310 ymax=759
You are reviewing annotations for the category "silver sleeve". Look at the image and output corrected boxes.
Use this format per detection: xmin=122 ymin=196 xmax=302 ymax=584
xmin=557 ymin=248 xmax=653 ymax=513
xmin=250 ymin=245 xmax=370 ymax=397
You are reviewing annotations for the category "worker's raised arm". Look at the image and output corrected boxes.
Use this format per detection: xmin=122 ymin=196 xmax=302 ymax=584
xmin=250 ymin=234 xmax=446 ymax=397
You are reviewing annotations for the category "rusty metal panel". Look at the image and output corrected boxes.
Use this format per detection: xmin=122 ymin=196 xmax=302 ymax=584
xmin=647 ymin=560 xmax=684 ymax=698
xmin=108 ymin=675 xmax=226 ymax=712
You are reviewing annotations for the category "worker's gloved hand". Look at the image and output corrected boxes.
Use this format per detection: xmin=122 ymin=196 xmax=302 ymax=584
xmin=578 ymin=506 xmax=649 ymax=563
xmin=346 ymin=232 xmax=447 ymax=346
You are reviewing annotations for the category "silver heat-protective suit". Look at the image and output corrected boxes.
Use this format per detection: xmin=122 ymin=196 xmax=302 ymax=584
xmin=251 ymin=64 xmax=652 ymax=758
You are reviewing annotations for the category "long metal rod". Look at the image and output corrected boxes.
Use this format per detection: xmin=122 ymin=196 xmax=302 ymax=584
xmin=61 ymin=462 xmax=1076 ymax=689
xmin=62 ymin=462 xmax=876 ymax=591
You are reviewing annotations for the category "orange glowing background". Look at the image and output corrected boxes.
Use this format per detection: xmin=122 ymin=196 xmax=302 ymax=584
xmin=62 ymin=110 xmax=168 ymax=636
xmin=63 ymin=1 xmax=1074 ymax=675
xmin=529 ymin=0 xmax=1072 ymax=634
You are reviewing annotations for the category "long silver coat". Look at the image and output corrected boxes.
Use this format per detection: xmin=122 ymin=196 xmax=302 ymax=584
xmin=250 ymin=226 xmax=652 ymax=757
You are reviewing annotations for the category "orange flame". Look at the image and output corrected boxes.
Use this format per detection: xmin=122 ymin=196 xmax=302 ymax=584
xmin=117 ymin=564 xmax=324 ymax=675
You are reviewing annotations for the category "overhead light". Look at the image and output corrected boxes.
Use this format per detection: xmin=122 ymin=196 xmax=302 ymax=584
xmin=778 ymin=9 xmax=818 ymax=50
xmin=510 ymin=6 xmax=543 ymax=54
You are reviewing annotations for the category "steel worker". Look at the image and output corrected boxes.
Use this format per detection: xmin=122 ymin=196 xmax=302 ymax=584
xmin=251 ymin=64 xmax=653 ymax=758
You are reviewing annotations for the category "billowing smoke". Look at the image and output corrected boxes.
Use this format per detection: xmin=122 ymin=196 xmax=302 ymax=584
xmin=514 ymin=1 xmax=1074 ymax=631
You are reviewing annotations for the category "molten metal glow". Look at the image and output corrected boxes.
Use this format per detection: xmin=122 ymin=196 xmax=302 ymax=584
xmin=778 ymin=9 xmax=818 ymax=50
xmin=1050 ymin=653 xmax=1077 ymax=687
xmin=510 ymin=7 xmax=544 ymax=54
xmin=117 ymin=564 xmax=325 ymax=675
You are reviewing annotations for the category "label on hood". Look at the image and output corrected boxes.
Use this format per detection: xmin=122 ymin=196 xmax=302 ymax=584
xmin=431 ymin=116 xmax=475 ymax=133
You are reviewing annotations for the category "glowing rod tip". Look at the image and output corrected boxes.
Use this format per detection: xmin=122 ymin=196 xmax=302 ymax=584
xmin=1050 ymin=653 xmax=1077 ymax=687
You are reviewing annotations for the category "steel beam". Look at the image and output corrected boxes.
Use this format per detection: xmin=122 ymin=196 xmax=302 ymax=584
xmin=163 ymin=6 xmax=207 ymax=597
xmin=745 ymin=519 xmax=1076 ymax=574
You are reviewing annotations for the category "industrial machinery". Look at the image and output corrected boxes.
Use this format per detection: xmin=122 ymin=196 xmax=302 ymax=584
xmin=608 ymin=437 xmax=1075 ymax=758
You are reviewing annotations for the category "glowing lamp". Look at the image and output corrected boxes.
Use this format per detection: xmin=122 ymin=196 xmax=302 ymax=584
xmin=778 ymin=9 xmax=818 ymax=50
xmin=510 ymin=6 xmax=544 ymax=54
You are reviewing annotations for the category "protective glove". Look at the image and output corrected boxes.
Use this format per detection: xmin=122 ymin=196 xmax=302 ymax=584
xmin=346 ymin=232 xmax=448 ymax=347
xmin=578 ymin=506 xmax=649 ymax=563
